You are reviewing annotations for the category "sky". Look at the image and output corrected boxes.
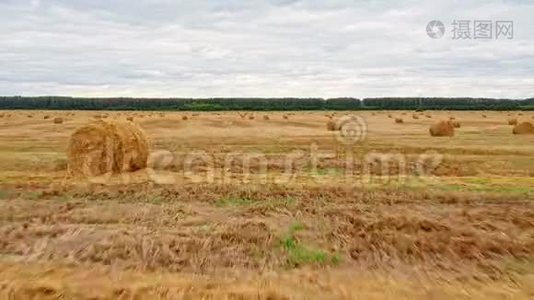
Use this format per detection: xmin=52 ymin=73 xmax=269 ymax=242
xmin=1 ymin=0 xmax=533 ymax=98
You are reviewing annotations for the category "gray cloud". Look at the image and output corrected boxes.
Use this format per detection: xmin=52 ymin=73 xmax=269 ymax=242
xmin=0 ymin=0 xmax=533 ymax=98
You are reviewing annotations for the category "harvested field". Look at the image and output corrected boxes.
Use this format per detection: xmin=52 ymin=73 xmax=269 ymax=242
xmin=0 ymin=110 xmax=533 ymax=299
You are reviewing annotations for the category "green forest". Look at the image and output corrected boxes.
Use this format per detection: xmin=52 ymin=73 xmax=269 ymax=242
xmin=0 ymin=96 xmax=532 ymax=111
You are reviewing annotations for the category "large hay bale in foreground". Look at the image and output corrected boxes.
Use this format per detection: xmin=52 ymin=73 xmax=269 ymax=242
xmin=53 ymin=117 xmax=63 ymax=124
xmin=513 ymin=122 xmax=534 ymax=135
xmin=67 ymin=120 xmax=149 ymax=177
xmin=429 ymin=120 xmax=454 ymax=137
xmin=508 ymin=118 xmax=518 ymax=125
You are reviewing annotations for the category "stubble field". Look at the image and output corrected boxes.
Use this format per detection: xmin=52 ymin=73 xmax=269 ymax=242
xmin=0 ymin=110 xmax=533 ymax=299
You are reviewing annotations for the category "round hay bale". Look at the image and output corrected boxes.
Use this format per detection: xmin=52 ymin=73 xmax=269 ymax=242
xmin=513 ymin=122 xmax=534 ymax=135
xmin=412 ymin=114 xmax=419 ymax=120
xmin=27 ymin=114 xmax=33 ymax=118
xmin=508 ymin=118 xmax=518 ymax=125
xmin=482 ymin=114 xmax=487 ymax=118
xmin=326 ymin=120 xmax=336 ymax=131
xmin=451 ymin=121 xmax=461 ymax=128
xmin=43 ymin=115 xmax=51 ymax=120
xmin=395 ymin=118 xmax=403 ymax=124
xmin=67 ymin=120 xmax=149 ymax=177
xmin=387 ymin=114 xmax=393 ymax=119
xmin=263 ymin=115 xmax=270 ymax=121
xmin=425 ymin=114 xmax=432 ymax=118
xmin=53 ymin=117 xmax=63 ymax=124
xmin=248 ymin=115 xmax=255 ymax=120
xmin=182 ymin=115 xmax=188 ymax=120
xmin=429 ymin=120 xmax=455 ymax=137
xmin=126 ymin=116 xmax=134 ymax=122
xmin=283 ymin=115 xmax=289 ymax=120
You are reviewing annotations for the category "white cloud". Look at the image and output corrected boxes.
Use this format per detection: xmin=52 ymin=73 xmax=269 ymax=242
xmin=0 ymin=0 xmax=533 ymax=98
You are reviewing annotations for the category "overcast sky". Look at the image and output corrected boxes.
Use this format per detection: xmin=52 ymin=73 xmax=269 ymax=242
xmin=1 ymin=0 xmax=533 ymax=98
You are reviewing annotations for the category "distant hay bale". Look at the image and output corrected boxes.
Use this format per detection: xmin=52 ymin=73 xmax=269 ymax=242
xmin=263 ymin=115 xmax=270 ymax=120
xmin=67 ymin=120 xmax=149 ymax=177
xmin=412 ymin=114 xmax=419 ymax=119
xmin=0 ymin=113 xmax=4 ymax=118
xmin=182 ymin=115 xmax=188 ymax=120
xmin=192 ymin=113 xmax=200 ymax=117
xmin=395 ymin=118 xmax=403 ymax=124
xmin=451 ymin=121 xmax=461 ymax=128
xmin=53 ymin=117 xmax=63 ymax=124
xmin=126 ymin=116 xmax=134 ymax=122
xmin=429 ymin=120 xmax=455 ymax=137
xmin=482 ymin=114 xmax=487 ymax=118
xmin=518 ymin=112 xmax=523 ymax=116
xmin=425 ymin=114 xmax=432 ymax=118
xmin=513 ymin=122 xmax=534 ymax=135
xmin=449 ymin=116 xmax=456 ymax=120
xmin=239 ymin=113 xmax=247 ymax=119
xmin=283 ymin=115 xmax=289 ymax=120
xmin=248 ymin=115 xmax=255 ymax=120
xmin=43 ymin=115 xmax=50 ymax=120
xmin=508 ymin=118 xmax=518 ymax=125
xmin=387 ymin=114 xmax=393 ymax=118
xmin=326 ymin=120 xmax=336 ymax=131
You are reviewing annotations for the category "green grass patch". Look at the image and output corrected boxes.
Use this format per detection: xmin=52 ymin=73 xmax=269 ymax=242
xmin=215 ymin=196 xmax=297 ymax=208
xmin=280 ymin=223 xmax=341 ymax=268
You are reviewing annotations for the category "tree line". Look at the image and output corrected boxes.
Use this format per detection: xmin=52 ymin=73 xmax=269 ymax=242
xmin=0 ymin=96 xmax=532 ymax=111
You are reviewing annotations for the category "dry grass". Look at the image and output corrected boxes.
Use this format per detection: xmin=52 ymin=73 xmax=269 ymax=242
xmin=0 ymin=109 xmax=533 ymax=298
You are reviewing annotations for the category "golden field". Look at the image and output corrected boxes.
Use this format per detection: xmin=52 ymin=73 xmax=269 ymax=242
xmin=0 ymin=110 xmax=533 ymax=299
